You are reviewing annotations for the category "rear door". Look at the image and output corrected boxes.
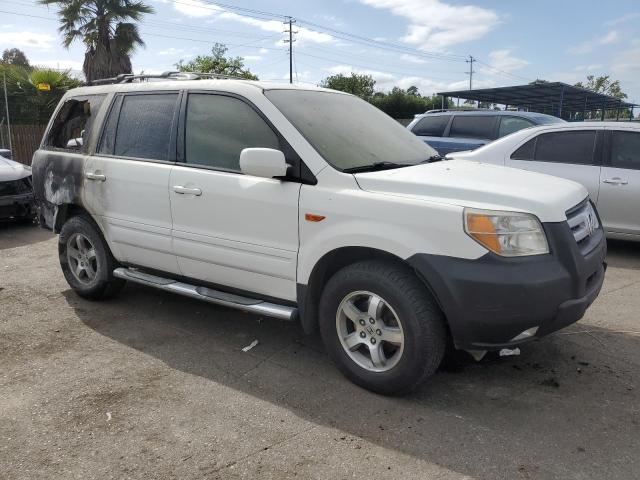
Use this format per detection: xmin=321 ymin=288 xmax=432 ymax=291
xmin=597 ymin=129 xmax=640 ymax=235
xmin=85 ymin=91 xmax=181 ymax=273
xmin=505 ymin=129 xmax=602 ymax=202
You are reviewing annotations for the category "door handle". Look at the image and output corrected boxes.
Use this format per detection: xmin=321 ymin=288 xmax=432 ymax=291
xmin=173 ymin=185 xmax=202 ymax=196
xmin=85 ymin=172 xmax=106 ymax=182
xmin=602 ymin=178 xmax=628 ymax=185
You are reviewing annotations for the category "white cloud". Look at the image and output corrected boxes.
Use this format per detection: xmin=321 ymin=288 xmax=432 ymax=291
xmin=573 ymin=64 xmax=603 ymax=72
xmin=171 ymin=2 xmax=333 ymax=45
xmin=568 ymin=30 xmax=620 ymax=54
xmin=0 ymin=31 xmax=55 ymax=51
xmin=400 ymin=53 xmax=428 ymax=64
xmin=158 ymin=47 xmax=184 ymax=56
xmin=259 ymin=48 xmax=269 ymax=54
xmin=484 ymin=49 xmax=528 ymax=73
xmin=359 ymin=0 xmax=500 ymax=50
xmin=243 ymin=55 xmax=262 ymax=61
xmin=604 ymin=13 xmax=640 ymax=27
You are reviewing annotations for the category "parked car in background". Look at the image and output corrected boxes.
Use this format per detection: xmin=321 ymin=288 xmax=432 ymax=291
xmin=407 ymin=110 xmax=565 ymax=155
xmin=0 ymin=154 xmax=35 ymax=221
xmin=32 ymin=75 xmax=605 ymax=394
xmin=0 ymin=148 xmax=11 ymax=159
xmin=447 ymin=122 xmax=640 ymax=240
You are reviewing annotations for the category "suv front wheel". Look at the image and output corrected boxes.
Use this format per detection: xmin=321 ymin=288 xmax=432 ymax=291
xmin=59 ymin=215 xmax=125 ymax=300
xmin=319 ymin=260 xmax=446 ymax=395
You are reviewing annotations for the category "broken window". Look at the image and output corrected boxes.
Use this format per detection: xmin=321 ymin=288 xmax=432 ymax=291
xmin=46 ymin=95 xmax=106 ymax=152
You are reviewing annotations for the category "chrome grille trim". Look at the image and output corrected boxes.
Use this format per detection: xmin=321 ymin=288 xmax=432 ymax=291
xmin=566 ymin=201 xmax=599 ymax=244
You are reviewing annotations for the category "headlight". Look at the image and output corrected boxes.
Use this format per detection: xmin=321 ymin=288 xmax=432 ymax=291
xmin=464 ymin=208 xmax=549 ymax=257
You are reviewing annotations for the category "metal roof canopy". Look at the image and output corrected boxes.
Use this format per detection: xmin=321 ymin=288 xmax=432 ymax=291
xmin=438 ymin=82 xmax=637 ymax=118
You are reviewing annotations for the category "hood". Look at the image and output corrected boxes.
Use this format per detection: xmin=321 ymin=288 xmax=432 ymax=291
xmin=0 ymin=156 xmax=32 ymax=182
xmin=354 ymin=160 xmax=587 ymax=223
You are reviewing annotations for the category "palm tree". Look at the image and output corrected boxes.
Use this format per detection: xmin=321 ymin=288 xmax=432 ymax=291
xmin=39 ymin=0 xmax=154 ymax=83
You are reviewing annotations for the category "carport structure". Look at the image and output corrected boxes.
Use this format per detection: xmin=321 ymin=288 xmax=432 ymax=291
xmin=438 ymin=82 xmax=638 ymax=121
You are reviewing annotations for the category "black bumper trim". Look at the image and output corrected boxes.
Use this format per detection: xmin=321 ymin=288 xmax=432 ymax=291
xmin=408 ymin=221 xmax=607 ymax=350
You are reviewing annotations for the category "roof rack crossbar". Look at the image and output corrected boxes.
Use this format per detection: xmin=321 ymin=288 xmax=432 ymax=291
xmin=90 ymin=71 xmax=249 ymax=85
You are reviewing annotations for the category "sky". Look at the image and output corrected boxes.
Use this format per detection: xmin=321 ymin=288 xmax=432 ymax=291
xmin=1 ymin=0 xmax=640 ymax=103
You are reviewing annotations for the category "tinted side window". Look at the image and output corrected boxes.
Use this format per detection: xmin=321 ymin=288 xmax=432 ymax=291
xmin=449 ymin=116 xmax=495 ymax=139
xmin=46 ymin=95 xmax=105 ymax=152
xmin=534 ymin=131 xmax=596 ymax=165
xmin=412 ymin=116 xmax=450 ymax=137
xmin=610 ymin=131 xmax=640 ymax=170
xmin=510 ymin=138 xmax=536 ymax=160
xmin=113 ymin=93 xmax=178 ymax=160
xmin=498 ymin=116 xmax=534 ymax=138
xmin=185 ymin=94 xmax=279 ymax=171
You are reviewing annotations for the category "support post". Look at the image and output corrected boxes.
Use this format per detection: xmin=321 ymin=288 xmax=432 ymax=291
xmin=2 ymin=72 xmax=11 ymax=153
xmin=558 ymin=85 xmax=565 ymax=118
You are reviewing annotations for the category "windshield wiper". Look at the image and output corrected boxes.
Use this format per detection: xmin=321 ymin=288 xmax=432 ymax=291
xmin=343 ymin=161 xmax=407 ymax=173
xmin=421 ymin=154 xmax=443 ymax=163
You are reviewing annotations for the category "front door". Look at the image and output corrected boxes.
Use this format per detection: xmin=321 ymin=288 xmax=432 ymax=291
xmin=85 ymin=91 xmax=181 ymax=274
xmin=169 ymin=92 xmax=300 ymax=301
xmin=597 ymin=129 xmax=640 ymax=236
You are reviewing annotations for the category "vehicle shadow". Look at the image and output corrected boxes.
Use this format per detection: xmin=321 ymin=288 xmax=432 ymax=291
xmin=0 ymin=221 xmax=53 ymax=251
xmin=606 ymin=239 xmax=640 ymax=270
xmin=66 ymin=283 xmax=640 ymax=479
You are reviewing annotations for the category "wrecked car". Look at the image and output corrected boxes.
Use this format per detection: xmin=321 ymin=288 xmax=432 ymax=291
xmin=0 ymin=152 xmax=35 ymax=221
xmin=31 ymin=73 xmax=606 ymax=395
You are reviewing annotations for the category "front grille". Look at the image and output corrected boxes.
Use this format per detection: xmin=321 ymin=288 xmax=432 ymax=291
xmin=566 ymin=200 xmax=599 ymax=248
xmin=0 ymin=177 xmax=32 ymax=196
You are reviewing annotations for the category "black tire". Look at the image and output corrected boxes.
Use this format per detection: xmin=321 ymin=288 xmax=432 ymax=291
xmin=319 ymin=260 xmax=446 ymax=395
xmin=59 ymin=215 xmax=125 ymax=300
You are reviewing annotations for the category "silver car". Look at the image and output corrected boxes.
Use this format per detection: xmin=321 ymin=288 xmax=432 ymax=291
xmin=447 ymin=122 xmax=640 ymax=240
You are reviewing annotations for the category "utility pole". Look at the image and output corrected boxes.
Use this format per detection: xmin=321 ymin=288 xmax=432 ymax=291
xmin=2 ymin=72 xmax=12 ymax=153
xmin=284 ymin=17 xmax=297 ymax=84
xmin=466 ymin=55 xmax=475 ymax=90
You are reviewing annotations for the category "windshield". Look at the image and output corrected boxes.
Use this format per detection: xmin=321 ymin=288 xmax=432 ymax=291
xmin=264 ymin=89 xmax=438 ymax=171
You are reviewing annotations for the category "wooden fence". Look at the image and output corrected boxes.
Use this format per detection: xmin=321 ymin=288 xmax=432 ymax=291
xmin=0 ymin=124 xmax=47 ymax=166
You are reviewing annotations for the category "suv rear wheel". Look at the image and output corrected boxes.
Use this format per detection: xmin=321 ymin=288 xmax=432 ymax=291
xmin=319 ymin=260 xmax=446 ymax=395
xmin=59 ymin=215 xmax=124 ymax=300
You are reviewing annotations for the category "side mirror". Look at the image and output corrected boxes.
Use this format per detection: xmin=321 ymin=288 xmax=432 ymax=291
xmin=66 ymin=137 xmax=83 ymax=149
xmin=239 ymin=148 xmax=288 ymax=179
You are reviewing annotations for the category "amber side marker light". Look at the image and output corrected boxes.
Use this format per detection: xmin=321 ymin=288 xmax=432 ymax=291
xmin=465 ymin=212 xmax=501 ymax=254
xmin=305 ymin=213 xmax=326 ymax=222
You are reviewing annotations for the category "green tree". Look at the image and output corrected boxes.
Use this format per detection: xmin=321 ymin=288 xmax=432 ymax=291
xmin=320 ymin=73 xmax=375 ymax=98
xmin=175 ymin=43 xmax=258 ymax=80
xmin=407 ymin=85 xmax=419 ymax=96
xmin=575 ymin=75 xmax=627 ymax=99
xmin=39 ymin=0 xmax=154 ymax=83
xmin=0 ymin=64 xmax=82 ymax=124
xmin=1 ymin=48 xmax=30 ymax=69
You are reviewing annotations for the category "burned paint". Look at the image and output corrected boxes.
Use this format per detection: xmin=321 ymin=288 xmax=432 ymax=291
xmin=31 ymin=150 xmax=86 ymax=231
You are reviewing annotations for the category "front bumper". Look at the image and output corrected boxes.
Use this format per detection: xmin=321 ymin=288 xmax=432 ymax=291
xmin=408 ymin=221 xmax=606 ymax=350
xmin=0 ymin=192 xmax=35 ymax=220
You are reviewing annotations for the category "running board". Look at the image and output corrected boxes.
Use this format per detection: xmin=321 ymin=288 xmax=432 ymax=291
xmin=113 ymin=267 xmax=297 ymax=321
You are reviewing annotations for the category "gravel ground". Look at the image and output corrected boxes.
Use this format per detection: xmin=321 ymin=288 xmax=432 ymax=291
xmin=1 ymin=223 xmax=639 ymax=480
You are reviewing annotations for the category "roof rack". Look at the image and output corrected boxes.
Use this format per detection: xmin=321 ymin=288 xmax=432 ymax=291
xmin=424 ymin=108 xmax=489 ymax=114
xmin=90 ymin=71 xmax=249 ymax=85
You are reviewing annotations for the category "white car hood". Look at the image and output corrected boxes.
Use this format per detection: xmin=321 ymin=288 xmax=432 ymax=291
xmin=0 ymin=156 xmax=32 ymax=182
xmin=354 ymin=160 xmax=587 ymax=223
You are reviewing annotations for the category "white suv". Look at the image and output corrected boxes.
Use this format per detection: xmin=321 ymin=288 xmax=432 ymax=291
xmin=32 ymin=74 xmax=606 ymax=394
